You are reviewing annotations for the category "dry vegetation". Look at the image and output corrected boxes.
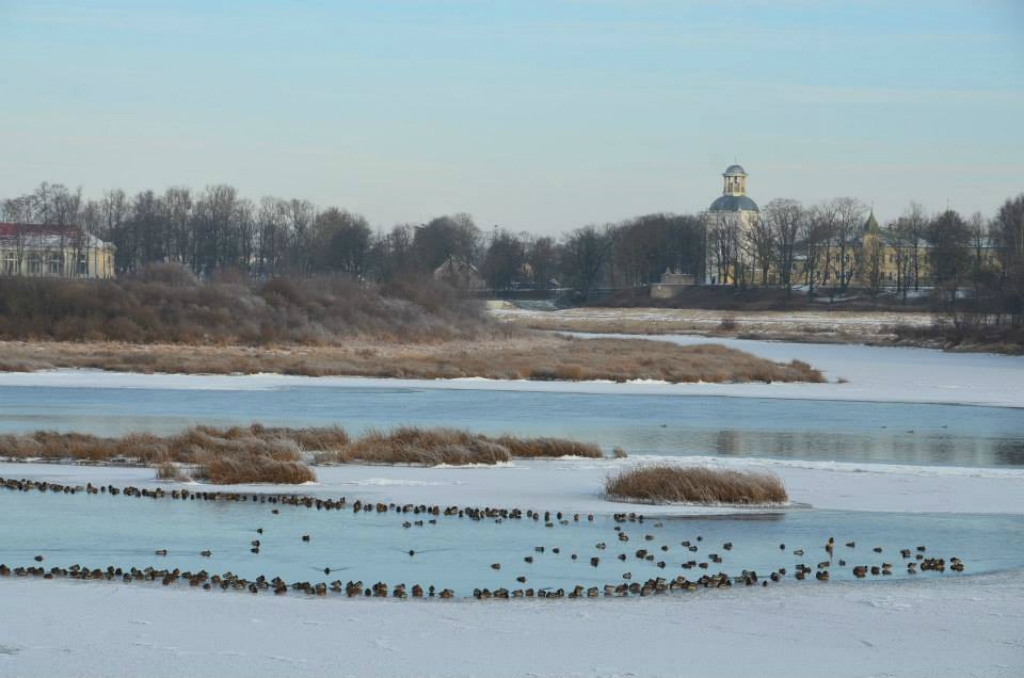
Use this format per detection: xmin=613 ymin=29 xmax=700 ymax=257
xmin=605 ymin=465 xmax=788 ymax=505
xmin=494 ymin=306 xmax=935 ymax=346
xmin=0 ymin=335 xmax=823 ymax=383
xmin=0 ymin=424 xmax=603 ymax=483
xmin=0 ymin=424 xmax=341 ymax=484
xmin=0 ymin=272 xmax=828 ymax=381
xmin=0 ymin=268 xmax=488 ymax=344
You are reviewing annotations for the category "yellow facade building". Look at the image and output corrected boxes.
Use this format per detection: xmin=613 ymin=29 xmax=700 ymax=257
xmin=0 ymin=223 xmax=116 ymax=279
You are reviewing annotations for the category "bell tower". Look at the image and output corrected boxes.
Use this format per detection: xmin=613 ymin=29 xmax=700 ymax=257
xmin=722 ymin=164 xmax=748 ymax=196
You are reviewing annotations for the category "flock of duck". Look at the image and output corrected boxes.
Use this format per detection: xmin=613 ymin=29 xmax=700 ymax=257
xmin=0 ymin=476 xmax=966 ymax=600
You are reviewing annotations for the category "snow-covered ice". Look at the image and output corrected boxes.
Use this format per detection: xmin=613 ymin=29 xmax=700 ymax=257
xmin=3 ymin=332 xmax=1022 ymax=676
xmin=1 ymin=572 xmax=1020 ymax=678
xmin=4 ymin=455 xmax=1022 ymax=516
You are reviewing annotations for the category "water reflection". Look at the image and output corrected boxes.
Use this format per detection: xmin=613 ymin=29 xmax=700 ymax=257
xmin=2 ymin=385 xmax=1023 ymax=467
xmin=1 ymin=490 xmax=1022 ymax=595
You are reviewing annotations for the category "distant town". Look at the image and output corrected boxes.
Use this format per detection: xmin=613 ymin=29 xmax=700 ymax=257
xmin=2 ymin=167 xmax=1022 ymax=313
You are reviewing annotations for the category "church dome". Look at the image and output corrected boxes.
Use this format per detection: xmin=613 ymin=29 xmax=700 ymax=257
xmin=723 ymin=164 xmax=747 ymax=176
xmin=709 ymin=194 xmax=759 ymax=212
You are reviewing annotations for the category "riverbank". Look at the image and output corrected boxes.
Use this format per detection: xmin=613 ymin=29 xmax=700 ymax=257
xmin=0 ymin=335 xmax=823 ymax=384
xmin=492 ymin=305 xmax=1022 ymax=354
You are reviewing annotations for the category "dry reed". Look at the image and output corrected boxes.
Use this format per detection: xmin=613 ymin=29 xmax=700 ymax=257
xmin=340 ymin=428 xmax=511 ymax=466
xmin=0 ymin=424 xmax=605 ymax=481
xmin=0 ymin=335 xmax=824 ymax=383
xmin=605 ymin=464 xmax=788 ymax=505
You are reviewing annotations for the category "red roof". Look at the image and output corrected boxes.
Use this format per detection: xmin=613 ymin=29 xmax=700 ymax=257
xmin=0 ymin=223 xmax=83 ymax=237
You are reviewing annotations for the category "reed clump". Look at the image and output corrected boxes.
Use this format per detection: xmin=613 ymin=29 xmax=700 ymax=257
xmin=493 ymin=435 xmax=601 ymax=459
xmin=605 ymin=464 xmax=788 ymax=505
xmin=339 ymin=428 xmax=511 ymax=466
xmin=0 ymin=424 xmax=605 ymax=481
xmin=0 ymin=335 xmax=823 ymax=383
xmin=194 ymin=454 xmax=316 ymax=485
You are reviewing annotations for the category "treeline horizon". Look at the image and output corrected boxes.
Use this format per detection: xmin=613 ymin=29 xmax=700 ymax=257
xmin=2 ymin=182 xmax=1022 ymax=304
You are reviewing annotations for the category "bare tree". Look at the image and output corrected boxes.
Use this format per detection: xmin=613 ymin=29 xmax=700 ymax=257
xmin=831 ymin=197 xmax=866 ymax=290
xmin=903 ymin=202 xmax=928 ymax=291
xmin=561 ymin=225 xmax=613 ymax=300
xmin=706 ymin=212 xmax=740 ymax=286
xmin=763 ymin=198 xmax=803 ymax=295
xmin=744 ymin=212 xmax=775 ymax=286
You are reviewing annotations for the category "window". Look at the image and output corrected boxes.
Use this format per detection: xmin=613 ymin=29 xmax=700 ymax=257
xmin=77 ymin=254 xmax=89 ymax=276
xmin=27 ymin=253 xmax=42 ymax=275
xmin=1 ymin=252 xmax=17 ymax=276
xmin=48 ymin=252 xmax=64 ymax=276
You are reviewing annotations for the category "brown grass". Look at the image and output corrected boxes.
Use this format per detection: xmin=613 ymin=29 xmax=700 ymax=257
xmin=0 ymin=271 xmax=488 ymax=344
xmin=318 ymin=428 xmax=601 ymax=465
xmin=0 ymin=334 xmax=824 ymax=383
xmin=194 ymin=454 xmax=316 ymax=485
xmin=493 ymin=435 xmax=601 ymax=459
xmin=605 ymin=465 xmax=788 ymax=505
xmin=338 ymin=428 xmax=511 ymax=466
xmin=0 ymin=424 xmax=604 ymax=480
xmin=495 ymin=307 xmax=936 ymax=348
xmin=0 ymin=424 xmax=349 ymax=484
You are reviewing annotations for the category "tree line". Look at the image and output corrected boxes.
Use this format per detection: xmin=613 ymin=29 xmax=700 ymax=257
xmin=1 ymin=182 xmax=1022 ymax=315
xmin=0 ymin=182 xmax=704 ymax=295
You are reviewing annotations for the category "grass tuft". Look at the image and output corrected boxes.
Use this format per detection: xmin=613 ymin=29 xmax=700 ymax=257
xmin=0 ymin=424 xmax=604 ymax=479
xmin=194 ymin=454 xmax=316 ymax=485
xmin=340 ymin=427 xmax=511 ymax=466
xmin=605 ymin=464 xmax=788 ymax=505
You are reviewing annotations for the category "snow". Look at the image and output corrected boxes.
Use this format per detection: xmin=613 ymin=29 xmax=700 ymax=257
xmin=3 ymin=332 xmax=1022 ymax=675
xmin=4 ymin=455 xmax=1022 ymax=516
xmin=1 ymin=572 xmax=1020 ymax=678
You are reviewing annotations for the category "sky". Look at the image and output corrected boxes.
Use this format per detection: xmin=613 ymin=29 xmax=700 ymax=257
xmin=1 ymin=0 xmax=1022 ymax=235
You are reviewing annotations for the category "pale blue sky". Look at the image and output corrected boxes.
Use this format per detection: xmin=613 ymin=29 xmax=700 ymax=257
xmin=2 ymin=0 xmax=1022 ymax=233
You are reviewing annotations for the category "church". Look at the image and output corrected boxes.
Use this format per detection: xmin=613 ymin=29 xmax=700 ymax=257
xmin=703 ymin=164 xmax=760 ymax=285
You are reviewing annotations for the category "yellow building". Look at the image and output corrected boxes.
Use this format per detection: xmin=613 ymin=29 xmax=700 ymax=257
xmin=790 ymin=211 xmax=933 ymax=291
xmin=0 ymin=223 xmax=116 ymax=279
xmin=702 ymin=164 xmax=760 ymax=285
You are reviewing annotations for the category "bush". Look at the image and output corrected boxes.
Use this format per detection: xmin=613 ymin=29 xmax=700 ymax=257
xmin=0 ymin=268 xmax=488 ymax=345
xmin=194 ymin=454 xmax=316 ymax=485
xmin=605 ymin=465 xmax=788 ymax=505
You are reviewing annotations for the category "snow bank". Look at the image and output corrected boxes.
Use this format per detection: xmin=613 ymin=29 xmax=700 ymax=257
xmin=1 ymin=572 xmax=1020 ymax=678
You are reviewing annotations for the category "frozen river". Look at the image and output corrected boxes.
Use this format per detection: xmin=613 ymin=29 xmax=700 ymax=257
xmin=2 ymin=332 xmax=1023 ymax=468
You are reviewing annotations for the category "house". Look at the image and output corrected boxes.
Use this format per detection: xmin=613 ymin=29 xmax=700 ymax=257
xmin=650 ymin=269 xmax=696 ymax=299
xmin=0 ymin=223 xmax=116 ymax=279
xmin=432 ymin=255 xmax=484 ymax=290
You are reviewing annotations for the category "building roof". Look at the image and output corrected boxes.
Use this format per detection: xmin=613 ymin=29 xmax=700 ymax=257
xmin=723 ymin=164 xmax=747 ymax=176
xmin=0 ymin=223 xmax=112 ymax=249
xmin=863 ymin=210 xmax=880 ymax=234
xmin=709 ymin=194 xmax=759 ymax=212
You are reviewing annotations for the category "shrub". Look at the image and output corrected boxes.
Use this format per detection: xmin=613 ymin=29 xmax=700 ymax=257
xmin=0 ymin=270 xmax=487 ymax=345
xmin=605 ymin=465 xmax=787 ymax=505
